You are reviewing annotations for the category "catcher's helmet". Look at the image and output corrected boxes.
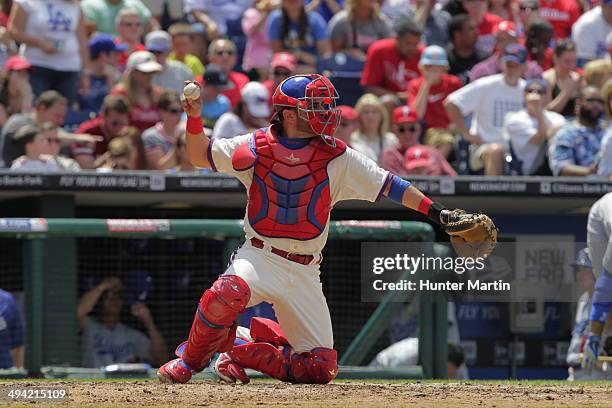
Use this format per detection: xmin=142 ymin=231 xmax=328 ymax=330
xmin=572 ymin=248 xmax=592 ymax=269
xmin=271 ymin=74 xmax=340 ymax=145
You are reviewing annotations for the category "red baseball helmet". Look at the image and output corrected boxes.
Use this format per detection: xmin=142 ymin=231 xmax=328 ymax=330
xmin=271 ymin=74 xmax=340 ymax=145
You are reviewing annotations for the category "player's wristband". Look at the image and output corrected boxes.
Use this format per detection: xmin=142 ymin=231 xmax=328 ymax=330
xmin=416 ymin=196 xmax=446 ymax=226
xmin=186 ymin=116 xmax=203 ymax=134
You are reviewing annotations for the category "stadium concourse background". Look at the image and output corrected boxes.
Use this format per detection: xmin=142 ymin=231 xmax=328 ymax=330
xmin=0 ymin=171 xmax=610 ymax=379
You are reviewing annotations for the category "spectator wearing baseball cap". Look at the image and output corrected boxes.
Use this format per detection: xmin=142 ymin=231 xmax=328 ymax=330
xmin=446 ymin=44 xmax=527 ymax=175
xmin=381 ymin=106 xmax=456 ymax=176
xmin=145 ymin=31 xmax=193 ymax=95
xmin=111 ymin=51 xmax=162 ymax=131
xmin=213 ymin=81 xmax=271 ymax=140
xmin=0 ymin=56 xmax=33 ymax=120
xmin=167 ymin=23 xmax=205 ymax=78
xmin=469 ymin=20 xmax=543 ymax=82
xmin=572 ymin=1 xmax=612 ymax=67
xmin=199 ymin=64 xmax=232 ymax=129
xmin=78 ymin=34 xmax=126 ymax=114
xmin=335 ymin=105 xmax=358 ymax=145
xmin=263 ymin=52 xmax=297 ymax=107
xmin=407 ymin=45 xmax=462 ymax=130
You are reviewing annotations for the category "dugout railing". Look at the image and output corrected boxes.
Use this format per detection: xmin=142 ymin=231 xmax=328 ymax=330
xmin=0 ymin=218 xmax=446 ymax=379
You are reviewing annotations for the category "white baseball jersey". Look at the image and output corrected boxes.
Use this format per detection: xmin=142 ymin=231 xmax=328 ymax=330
xmin=588 ymin=192 xmax=612 ymax=278
xmin=208 ymin=133 xmax=390 ymax=255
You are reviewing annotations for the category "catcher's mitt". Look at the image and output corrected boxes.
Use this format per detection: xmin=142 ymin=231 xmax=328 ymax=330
xmin=442 ymin=209 xmax=497 ymax=259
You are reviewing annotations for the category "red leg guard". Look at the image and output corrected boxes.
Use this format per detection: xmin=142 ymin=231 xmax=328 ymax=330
xmin=228 ymin=343 xmax=338 ymax=384
xmin=181 ymin=275 xmax=250 ymax=371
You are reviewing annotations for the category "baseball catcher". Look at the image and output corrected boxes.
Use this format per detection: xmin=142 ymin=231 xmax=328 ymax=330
xmin=157 ymin=74 xmax=497 ymax=384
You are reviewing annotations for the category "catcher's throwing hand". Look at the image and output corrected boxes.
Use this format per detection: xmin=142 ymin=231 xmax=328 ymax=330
xmin=582 ymin=335 xmax=601 ymax=375
xmin=441 ymin=209 xmax=498 ymax=259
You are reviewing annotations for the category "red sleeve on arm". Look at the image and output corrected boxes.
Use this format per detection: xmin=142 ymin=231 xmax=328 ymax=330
xmin=360 ymin=42 xmax=383 ymax=87
xmin=406 ymin=78 xmax=420 ymax=105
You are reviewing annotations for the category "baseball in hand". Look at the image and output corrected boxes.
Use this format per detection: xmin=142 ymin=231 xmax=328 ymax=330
xmin=183 ymin=82 xmax=201 ymax=100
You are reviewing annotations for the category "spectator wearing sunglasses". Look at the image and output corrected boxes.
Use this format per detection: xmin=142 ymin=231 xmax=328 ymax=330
xmin=205 ymin=39 xmax=249 ymax=108
xmin=503 ymin=79 xmax=565 ymax=175
xmin=548 ymin=86 xmax=606 ymax=176
xmin=213 ymin=82 xmax=270 ymax=140
xmin=515 ymin=0 xmax=539 ymax=37
xmin=114 ymin=8 xmax=146 ymax=71
xmin=381 ymin=106 xmax=456 ymax=176
xmin=407 ymin=45 xmax=462 ymax=131
xmin=78 ymin=276 xmax=167 ymax=368
xmin=145 ymin=31 xmax=193 ymax=94
xmin=71 ymin=95 xmax=130 ymax=169
xmin=263 ymin=52 xmax=297 ymax=107
xmin=39 ymin=122 xmax=81 ymax=171
xmin=142 ymin=90 xmax=183 ymax=170
xmin=81 ymin=0 xmax=157 ymax=36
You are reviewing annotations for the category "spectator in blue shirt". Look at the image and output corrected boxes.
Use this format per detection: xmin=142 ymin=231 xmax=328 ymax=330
xmin=268 ymin=0 xmax=332 ymax=73
xmin=548 ymin=86 xmax=605 ymax=176
xmin=305 ymin=0 xmax=344 ymax=22
xmin=0 ymin=289 xmax=24 ymax=369
xmin=78 ymin=34 xmax=125 ymax=114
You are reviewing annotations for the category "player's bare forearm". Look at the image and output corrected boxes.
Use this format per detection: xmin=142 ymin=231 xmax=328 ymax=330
xmin=186 ymin=130 xmax=211 ymax=168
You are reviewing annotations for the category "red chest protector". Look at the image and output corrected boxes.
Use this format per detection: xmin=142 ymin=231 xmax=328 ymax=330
xmin=232 ymin=126 xmax=346 ymax=240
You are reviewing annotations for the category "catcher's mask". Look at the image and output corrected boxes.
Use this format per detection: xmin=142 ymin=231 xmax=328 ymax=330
xmin=270 ymin=74 xmax=340 ymax=147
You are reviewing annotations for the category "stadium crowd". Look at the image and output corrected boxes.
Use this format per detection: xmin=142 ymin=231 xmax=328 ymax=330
xmin=0 ymin=0 xmax=609 ymax=177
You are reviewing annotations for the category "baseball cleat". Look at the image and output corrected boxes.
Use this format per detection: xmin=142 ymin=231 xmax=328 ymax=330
xmin=157 ymin=358 xmax=194 ymax=383
xmin=214 ymin=352 xmax=250 ymax=384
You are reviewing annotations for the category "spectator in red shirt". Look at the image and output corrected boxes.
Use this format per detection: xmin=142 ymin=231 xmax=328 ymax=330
xmin=538 ymin=0 xmax=580 ymax=40
xmin=263 ymin=52 xmax=297 ymax=107
xmin=205 ymin=39 xmax=249 ymax=108
xmin=115 ymin=8 xmax=146 ymax=72
xmin=335 ymin=105 xmax=359 ymax=146
xmin=360 ymin=17 xmax=424 ymax=107
xmin=462 ymin=0 xmax=503 ymax=54
xmin=71 ymin=95 xmax=131 ymax=169
xmin=407 ymin=45 xmax=462 ymax=130
xmin=380 ymin=105 xmax=457 ymax=176
xmin=525 ymin=19 xmax=554 ymax=70
xmin=111 ymin=51 xmax=162 ymax=132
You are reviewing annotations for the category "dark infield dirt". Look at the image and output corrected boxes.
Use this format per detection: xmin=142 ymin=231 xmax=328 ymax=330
xmin=0 ymin=380 xmax=611 ymax=407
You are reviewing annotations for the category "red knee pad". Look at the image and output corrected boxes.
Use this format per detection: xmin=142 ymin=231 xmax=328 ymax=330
xmin=290 ymin=348 xmax=338 ymax=384
xmin=182 ymin=275 xmax=251 ymax=370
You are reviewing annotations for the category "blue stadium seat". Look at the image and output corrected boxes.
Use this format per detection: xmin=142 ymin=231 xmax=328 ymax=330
xmin=317 ymin=52 xmax=365 ymax=106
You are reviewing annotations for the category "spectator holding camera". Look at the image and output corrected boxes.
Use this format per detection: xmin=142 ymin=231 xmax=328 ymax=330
xmin=503 ymin=79 xmax=565 ymax=175
xmin=8 ymin=0 xmax=90 ymax=104
xmin=407 ymin=45 xmax=462 ymax=130
xmin=77 ymin=277 xmax=167 ymax=368
xmin=548 ymin=86 xmax=605 ymax=177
